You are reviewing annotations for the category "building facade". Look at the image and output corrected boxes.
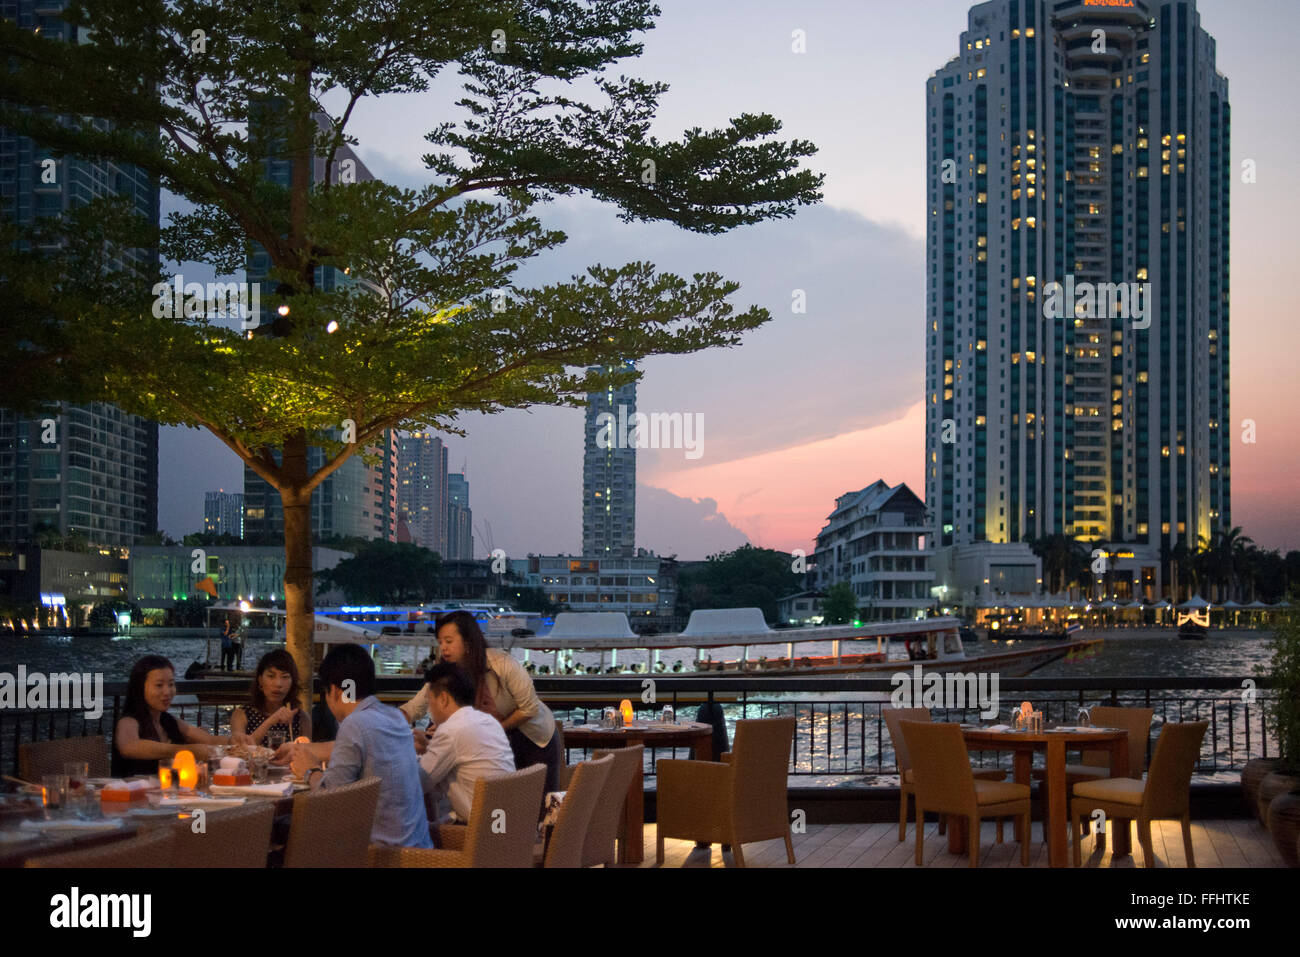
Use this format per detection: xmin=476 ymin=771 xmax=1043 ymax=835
xmin=925 ymin=1 xmax=1230 ymax=569
xmin=446 ymin=472 xmax=473 ymax=560
xmin=204 ymin=491 xmax=244 ymax=539
xmin=582 ymin=362 xmax=637 ymax=558
xmin=813 ymin=481 xmax=935 ymax=621
xmin=129 ymin=545 xmax=352 ymax=609
xmin=397 ymin=433 xmax=447 ymax=554
xmin=0 ymin=0 xmax=160 ymax=549
xmin=523 ymin=553 xmax=679 ymax=632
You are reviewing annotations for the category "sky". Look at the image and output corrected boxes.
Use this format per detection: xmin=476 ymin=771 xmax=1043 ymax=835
xmin=158 ymin=0 xmax=1300 ymax=559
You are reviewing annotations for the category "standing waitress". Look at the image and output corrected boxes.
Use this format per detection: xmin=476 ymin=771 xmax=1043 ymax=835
xmin=402 ymin=610 xmax=561 ymax=791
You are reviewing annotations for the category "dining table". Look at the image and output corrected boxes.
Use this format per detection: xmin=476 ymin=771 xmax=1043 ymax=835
xmin=0 ymin=772 xmax=301 ymax=867
xmin=561 ymin=720 xmax=714 ymax=864
xmin=952 ymin=724 xmax=1131 ymax=867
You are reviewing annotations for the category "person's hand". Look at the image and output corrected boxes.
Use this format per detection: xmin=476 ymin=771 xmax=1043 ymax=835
xmin=288 ymin=743 xmax=320 ymax=778
xmin=267 ymin=704 xmax=296 ymax=729
xmin=191 ymin=744 xmax=213 ymax=762
xmin=231 ymin=732 xmax=251 ymax=747
xmin=271 ymin=741 xmax=299 ymax=766
xmin=412 ymin=729 xmax=428 ymax=755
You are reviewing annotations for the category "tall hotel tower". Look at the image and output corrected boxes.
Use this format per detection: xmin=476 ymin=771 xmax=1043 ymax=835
xmin=582 ymin=363 xmax=637 ymax=558
xmin=925 ymin=1 xmax=1230 ymax=573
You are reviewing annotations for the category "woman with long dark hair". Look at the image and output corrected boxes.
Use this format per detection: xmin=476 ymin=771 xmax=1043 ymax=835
xmin=112 ymin=655 xmax=230 ymax=777
xmin=230 ymin=649 xmax=312 ymax=745
xmin=401 ymin=610 xmax=561 ymax=791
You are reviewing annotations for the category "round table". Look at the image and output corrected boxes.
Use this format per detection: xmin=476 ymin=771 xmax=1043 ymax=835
xmin=560 ymin=721 xmax=714 ymax=864
xmin=956 ymin=726 xmax=1131 ymax=867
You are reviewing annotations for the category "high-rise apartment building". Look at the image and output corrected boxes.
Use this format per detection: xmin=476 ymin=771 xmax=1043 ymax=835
xmin=925 ymin=0 xmax=1229 ymax=568
xmin=582 ymin=362 xmax=637 ymax=558
xmin=0 ymin=0 xmax=160 ymax=548
xmin=204 ymin=491 xmax=244 ymax=539
xmin=446 ymin=472 xmax=473 ymax=560
xmin=397 ymin=433 xmax=448 ymax=554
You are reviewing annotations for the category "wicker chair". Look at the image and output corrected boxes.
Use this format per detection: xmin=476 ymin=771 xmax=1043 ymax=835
xmin=1034 ymin=705 xmax=1153 ymax=839
xmin=169 ymin=801 xmax=276 ymax=867
xmin=655 ymin=716 xmax=796 ymax=867
xmin=19 ymin=735 xmax=110 ymax=781
xmin=367 ymin=764 xmax=546 ymax=868
xmin=26 ymin=827 xmax=177 ymax=868
xmin=283 ymin=777 xmax=381 ymax=868
xmin=900 ymin=721 xmax=1032 ymax=867
xmin=883 ymin=707 xmax=1007 ymax=843
xmin=1070 ymin=720 xmax=1208 ymax=868
xmin=538 ymin=754 xmax=613 ymax=868
xmin=566 ymin=745 xmax=644 ymax=867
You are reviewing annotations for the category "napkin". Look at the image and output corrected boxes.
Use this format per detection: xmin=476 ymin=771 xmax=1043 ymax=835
xmin=210 ymin=782 xmax=293 ymax=797
xmin=987 ymin=724 xmax=1011 ymax=732
xmin=19 ymin=817 xmax=125 ymax=833
xmin=103 ymin=779 xmax=151 ymax=792
xmin=218 ymin=757 xmax=248 ymax=773
xmin=151 ymin=795 xmax=245 ymax=808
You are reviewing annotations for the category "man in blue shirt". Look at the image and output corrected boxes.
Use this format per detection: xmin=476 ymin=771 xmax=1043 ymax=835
xmin=289 ymin=643 xmax=432 ymax=849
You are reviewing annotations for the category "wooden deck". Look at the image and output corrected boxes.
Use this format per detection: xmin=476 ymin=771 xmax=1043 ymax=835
xmin=638 ymin=817 xmax=1288 ymax=868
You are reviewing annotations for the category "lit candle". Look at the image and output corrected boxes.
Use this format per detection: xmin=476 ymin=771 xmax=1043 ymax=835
xmin=619 ymin=699 xmax=634 ymax=726
xmin=158 ymin=764 xmax=173 ymax=789
xmin=173 ymin=750 xmax=198 ymax=789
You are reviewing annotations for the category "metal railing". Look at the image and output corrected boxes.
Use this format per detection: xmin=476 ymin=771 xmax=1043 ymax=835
xmin=0 ymin=675 xmax=1276 ymax=780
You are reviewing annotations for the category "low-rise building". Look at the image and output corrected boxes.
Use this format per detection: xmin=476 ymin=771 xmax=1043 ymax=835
xmin=129 ymin=545 xmax=352 ymax=609
xmin=519 ymin=551 xmax=679 ymax=632
xmin=814 ymin=481 xmax=934 ymax=622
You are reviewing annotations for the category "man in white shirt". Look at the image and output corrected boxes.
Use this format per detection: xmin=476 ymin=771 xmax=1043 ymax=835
xmin=414 ymin=663 xmax=516 ymax=828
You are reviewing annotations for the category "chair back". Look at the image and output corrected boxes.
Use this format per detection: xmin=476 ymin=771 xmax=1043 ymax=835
xmin=27 ymin=827 xmax=176 ymax=868
xmin=582 ymin=746 xmax=644 ymax=867
xmin=882 ymin=708 xmax=930 ymax=775
xmin=170 ymin=801 xmax=276 ymax=867
xmin=460 ymin=764 xmax=547 ymax=867
xmin=899 ymin=721 xmax=975 ymax=817
xmin=283 ymin=777 xmax=381 ymax=867
xmin=19 ymin=735 xmax=110 ymax=781
xmin=1084 ymin=706 xmax=1154 ymax=774
xmin=726 ymin=717 xmax=795 ymax=834
xmin=543 ymin=754 xmax=613 ymax=868
xmin=1142 ymin=721 xmax=1208 ymax=818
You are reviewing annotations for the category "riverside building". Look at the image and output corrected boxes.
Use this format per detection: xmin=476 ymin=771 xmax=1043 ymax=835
xmin=925 ymin=0 xmax=1230 ymax=600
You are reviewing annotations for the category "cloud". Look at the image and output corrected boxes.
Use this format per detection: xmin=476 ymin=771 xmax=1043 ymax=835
xmin=636 ymin=485 xmax=750 ymax=558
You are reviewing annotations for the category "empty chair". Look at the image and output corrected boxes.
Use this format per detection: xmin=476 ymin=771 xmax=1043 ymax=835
xmin=538 ymin=754 xmax=613 ymax=867
xmin=558 ymin=745 xmax=644 ymax=867
xmin=1070 ymin=720 xmax=1208 ymax=868
xmin=170 ymin=801 xmax=276 ymax=868
xmin=900 ymin=721 xmax=1032 ymax=867
xmin=883 ymin=707 xmax=1007 ymax=843
xmin=656 ymin=716 xmax=796 ymax=868
xmin=19 ymin=735 xmax=110 ymax=781
xmin=283 ymin=777 xmax=381 ymax=868
xmin=26 ymin=827 xmax=176 ymax=868
xmin=368 ymin=764 xmax=546 ymax=868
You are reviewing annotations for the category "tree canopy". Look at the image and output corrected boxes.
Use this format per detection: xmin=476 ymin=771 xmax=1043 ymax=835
xmin=316 ymin=539 xmax=442 ymax=604
xmin=676 ymin=544 xmax=803 ymax=624
xmin=0 ymin=1 xmax=822 ymax=685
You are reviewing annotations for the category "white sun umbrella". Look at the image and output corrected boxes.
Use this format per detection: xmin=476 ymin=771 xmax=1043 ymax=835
xmin=1178 ymin=595 xmax=1212 ymax=610
xmin=1220 ymin=599 xmax=1241 ymax=609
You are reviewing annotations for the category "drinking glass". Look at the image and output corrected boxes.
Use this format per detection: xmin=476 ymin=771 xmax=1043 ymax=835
xmin=64 ymin=762 xmax=93 ymax=818
xmin=660 ymin=705 xmax=675 ymax=725
xmin=267 ymin=729 xmax=286 ymax=752
xmin=42 ymin=774 xmax=69 ymax=819
xmin=157 ymin=761 xmax=174 ymax=789
xmin=250 ymin=753 xmax=269 ymax=784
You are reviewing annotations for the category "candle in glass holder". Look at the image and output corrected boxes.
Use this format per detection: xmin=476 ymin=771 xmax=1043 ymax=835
xmin=173 ymin=750 xmax=198 ymax=789
xmin=619 ymin=699 xmax=634 ymax=726
xmin=158 ymin=762 xmax=173 ymax=788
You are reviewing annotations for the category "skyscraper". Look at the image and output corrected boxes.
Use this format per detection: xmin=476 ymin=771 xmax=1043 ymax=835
xmin=925 ymin=1 xmax=1229 ymax=571
xmin=397 ymin=433 xmax=448 ymax=554
xmin=446 ymin=472 xmax=473 ymax=560
xmin=0 ymin=0 xmax=160 ymax=548
xmin=204 ymin=491 xmax=244 ymax=539
xmin=582 ymin=362 xmax=637 ymax=558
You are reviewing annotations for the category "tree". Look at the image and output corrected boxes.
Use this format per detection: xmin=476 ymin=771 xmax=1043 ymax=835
xmin=822 ymin=582 xmax=858 ymax=626
xmin=88 ymin=599 xmax=142 ymax=628
xmin=316 ymin=540 xmax=442 ymax=605
xmin=675 ymin=545 xmax=803 ymax=623
xmin=507 ymin=586 xmax=560 ymax=615
xmin=0 ymin=2 xmax=822 ymax=686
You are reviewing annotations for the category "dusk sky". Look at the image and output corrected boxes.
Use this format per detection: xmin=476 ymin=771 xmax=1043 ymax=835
xmin=159 ymin=0 xmax=1300 ymax=558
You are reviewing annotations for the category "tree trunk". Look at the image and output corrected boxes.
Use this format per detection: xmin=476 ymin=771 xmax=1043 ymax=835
xmin=280 ymin=430 xmax=314 ymax=709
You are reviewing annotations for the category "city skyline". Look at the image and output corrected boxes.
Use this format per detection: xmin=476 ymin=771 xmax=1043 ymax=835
xmin=153 ymin=0 xmax=1300 ymax=558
